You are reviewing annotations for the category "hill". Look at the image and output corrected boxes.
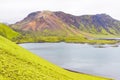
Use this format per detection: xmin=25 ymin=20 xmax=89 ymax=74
xmin=11 ymin=11 xmax=120 ymax=35
xmin=0 ymin=23 xmax=20 ymax=40
xmin=11 ymin=11 xmax=80 ymax=36
xmin=10 ymin=11 xmax=120 ymax=43
xmin=0 ymin=35 xmax=112 ymax=80
xmin=54 ymin=12 xmax=120 ymax=35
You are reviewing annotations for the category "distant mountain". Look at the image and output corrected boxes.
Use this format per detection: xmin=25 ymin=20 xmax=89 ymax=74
xmin=11 ymin=11 xmax=81 ymax=37
xmin=54 ymin=12 xmax=120 ymax=34
xmin=10 ymin=11 xmax=120 ymax=43
xmin=0 ymin=23 xmax=20 ymax=40
xmin=11 ymin=11 xmax=120 ymax=35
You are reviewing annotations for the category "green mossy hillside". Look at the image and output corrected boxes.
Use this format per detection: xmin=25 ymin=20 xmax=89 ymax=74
xmin=0 ymin=36 xmax=112 ymax=80
xmin=0 ymin=23 xmax=20 ymax=40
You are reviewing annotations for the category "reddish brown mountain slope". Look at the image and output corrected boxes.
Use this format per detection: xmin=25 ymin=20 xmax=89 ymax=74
xmin=11 ymin=10 xmax=120 ymax=36
xmin=12 ymin=11 xmax=81 ymax=36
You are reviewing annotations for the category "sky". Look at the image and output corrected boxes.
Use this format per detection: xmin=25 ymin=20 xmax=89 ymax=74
xmin=0 ymin=0 xmax=120 ymax=24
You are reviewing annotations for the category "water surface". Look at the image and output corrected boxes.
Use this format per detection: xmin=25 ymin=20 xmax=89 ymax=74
xmin=19 ymin=43 xmax=120 ymax=80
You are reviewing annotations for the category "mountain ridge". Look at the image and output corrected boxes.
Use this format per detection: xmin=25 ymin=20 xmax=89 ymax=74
xmin=11 ymin=10 xmax=120 ymax=35
xmin=10 ymin=11 xmax=120 ymax=43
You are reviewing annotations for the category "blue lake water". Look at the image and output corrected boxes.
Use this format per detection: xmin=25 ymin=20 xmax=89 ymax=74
xmin=19 ymin=42 xmax=120 ymax=80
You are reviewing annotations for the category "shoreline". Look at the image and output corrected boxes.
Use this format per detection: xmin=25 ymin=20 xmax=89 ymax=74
xmin=65 ymin=68 xmax=113 ymax=80
xmin=18 ymin=41 xmax=120 ymax=45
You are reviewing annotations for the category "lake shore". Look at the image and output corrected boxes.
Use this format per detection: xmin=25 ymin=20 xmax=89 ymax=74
xmin=65 ymin=68 xmax=113 ymax=80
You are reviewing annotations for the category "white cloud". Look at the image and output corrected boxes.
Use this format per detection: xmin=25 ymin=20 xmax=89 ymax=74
xmin=0 ymin=0 xmax=120 ymax=23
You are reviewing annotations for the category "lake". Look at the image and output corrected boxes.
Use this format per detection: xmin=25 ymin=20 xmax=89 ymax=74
xmin=19 ymin=42 xmax=120 ymax=80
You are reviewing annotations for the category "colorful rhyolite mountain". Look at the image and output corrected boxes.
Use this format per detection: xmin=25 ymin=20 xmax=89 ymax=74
xmin=0 ymin=35 xmax=112 ymax=80
xmin=12 ymin=11 xmax=120 ymax=34
xmin=11 ymin=11 xmax=120 ymax=43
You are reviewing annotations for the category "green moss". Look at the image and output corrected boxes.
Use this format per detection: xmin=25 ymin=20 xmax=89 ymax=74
xmin=0 ymin=23 xmax=20 ymax=40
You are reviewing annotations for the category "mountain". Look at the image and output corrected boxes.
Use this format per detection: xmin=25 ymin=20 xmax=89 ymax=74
xmin=54 ymin=12 xmax=120 ymax=35
xmin=0 ymin=23 xmax=20 ymax=40
xmin=0 ymin=35 xmax=110 ymax=80
xmin=10 ymin=11 xmax=120 ymax=43
xmin=11 ymin=11 xmax=120 ymax=35
xmin=11 ymin=11 xmax=80 ymax=37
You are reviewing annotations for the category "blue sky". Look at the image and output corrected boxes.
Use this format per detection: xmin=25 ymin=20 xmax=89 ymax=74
xmin=0 ymin=0 xmax=120 ymax=24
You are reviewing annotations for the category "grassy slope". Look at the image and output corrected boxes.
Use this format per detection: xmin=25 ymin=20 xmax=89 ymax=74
xmin=0 ymin=23 xmax=20 ymax=40
xmin=0 ymin=35 xmax=112 ymax=80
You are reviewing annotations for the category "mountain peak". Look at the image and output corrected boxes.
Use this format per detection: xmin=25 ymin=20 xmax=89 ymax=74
xmin=38 ymin=10 xmax=53 ymax=18
xmin=94 ymin=13 xmax=112 ymax=18
xmin=41 ymin=10 xmax=52 ymax=14
xmin=96 ymin=13 xmax=108 ymax=16
xmin=26 ymin=10 xmax=55 ymax=20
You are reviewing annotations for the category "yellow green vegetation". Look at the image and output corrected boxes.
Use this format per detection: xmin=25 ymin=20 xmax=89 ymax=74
xmin=14 ymin=31 xmax=118 ymax=44
xmin=0 ymin=23 xmax=20 ymax=40
xmin=64 ymin=37 xmax=117 ymax=44
xmin=16 ymin=36 xmax=118 ymax=44
xmin=0 ymin=35 xmax=112 ymax=80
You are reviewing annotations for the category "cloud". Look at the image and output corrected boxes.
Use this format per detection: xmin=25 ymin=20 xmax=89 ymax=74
xmin=0 ymin=0 xmax=120 ymax=23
